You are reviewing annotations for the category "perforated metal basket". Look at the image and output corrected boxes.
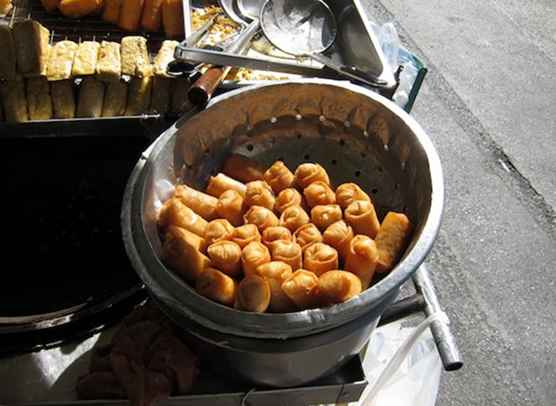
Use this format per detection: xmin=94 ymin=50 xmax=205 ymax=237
xmin=122 ymin=79 xmax=444 ymax=341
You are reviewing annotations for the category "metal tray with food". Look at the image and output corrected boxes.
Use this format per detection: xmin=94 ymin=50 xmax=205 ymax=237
xmin=181 ymin=0 xmax=397 ymax=88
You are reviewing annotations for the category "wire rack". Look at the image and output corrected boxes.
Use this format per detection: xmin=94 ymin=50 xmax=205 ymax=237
xmin=5 ymin=0 xmax=171 ymax=52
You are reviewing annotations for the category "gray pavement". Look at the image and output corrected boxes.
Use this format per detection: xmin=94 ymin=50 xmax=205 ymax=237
xmin=362 ymin=1 xmax=556 ymax=405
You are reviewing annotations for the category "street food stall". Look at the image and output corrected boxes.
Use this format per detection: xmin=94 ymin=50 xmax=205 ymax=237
xmin=0 ymin=0 xmax=461 ymax=404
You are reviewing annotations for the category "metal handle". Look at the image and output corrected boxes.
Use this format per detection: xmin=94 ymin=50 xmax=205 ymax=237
xmin=309 ymin=53 xmax=388 ymax=88
xmin=413 ymin=265 xmax=463 ymax=371
xmin=226 ymin=19 xmax=260 ymax=54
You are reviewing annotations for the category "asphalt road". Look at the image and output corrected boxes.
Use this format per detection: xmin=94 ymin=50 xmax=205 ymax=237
xmin=362 ymin=1 xmax=556 ymax=405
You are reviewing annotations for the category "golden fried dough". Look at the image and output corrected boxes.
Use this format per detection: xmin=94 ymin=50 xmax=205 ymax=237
xmin=303 ymin=243 xmax=339 ymax=276
xmin=204 ymin=219 xmax=234 ymax=246
xmin=275 ymin=188 xmax=304 ymax=214
xmin=264 ymin=161 xmax=294 ymax=194
xmin=293 ymin=223 xmax=323 ymax=250
xmin=303 ymin=181 xmax=336 ymax=208
xmin=236 ymin=275 xmax=271 ymax=313
xmin=344 ymin=235 xmax=379 ymax=289
xmin=206 ymin=173 xmax=246 ymax=198
xmin=294 ymin=163 xmax=330 ymax=189
xmin=344 ymin=200 xmax=380 ymax=239
xmin=281 ymin=270 xmax=320 ymax=310
xmin=318 ymin=271 xmax=362 ymax=305
xmin=336 ymin=183 xmax=371 ymax=209
xmin=375 ymin=212 xmax=412 ymax=273
xmin=207 ymin=241 xmax=242 ymax=278
xmin=244 ymin=180 xmax=275 ymax=210
xmin=311 ymin=204 xmax=343 ymax=231
xmin=280 ymin=206 xmax=310 ymax=233
xmin=244 ymin=206 xmax=279 ymax=232
xmin=196 ymin=267 xmax=237 ymax=306
xmin=241 ymin=241 xmax=271 ymax=277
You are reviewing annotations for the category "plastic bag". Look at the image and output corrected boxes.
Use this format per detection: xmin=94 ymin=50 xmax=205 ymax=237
xmin=354 ymin=314 xmax=443 ymax=406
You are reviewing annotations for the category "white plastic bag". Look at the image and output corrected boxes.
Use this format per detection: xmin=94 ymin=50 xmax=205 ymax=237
xmin=354 ymin=314 xmax=444 ymax=406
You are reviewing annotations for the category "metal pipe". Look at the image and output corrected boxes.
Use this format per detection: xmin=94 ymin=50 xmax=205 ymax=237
xmin=377 ymin=294 xmax=426 ymax=327
xmin=413 ymin=265 xmax=463 ymax=371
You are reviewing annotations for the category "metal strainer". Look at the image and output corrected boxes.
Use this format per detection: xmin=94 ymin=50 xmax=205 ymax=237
xmin=122 ymin=80 xmax=443 ymax=340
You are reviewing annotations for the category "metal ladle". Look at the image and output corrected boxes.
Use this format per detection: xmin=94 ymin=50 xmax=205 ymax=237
xmin=259 ymin=0 xmax=387 ymax=87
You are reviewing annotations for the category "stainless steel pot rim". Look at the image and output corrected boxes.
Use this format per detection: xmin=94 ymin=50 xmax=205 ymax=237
xmin=122 ymin=79 xmax=443 ymax=339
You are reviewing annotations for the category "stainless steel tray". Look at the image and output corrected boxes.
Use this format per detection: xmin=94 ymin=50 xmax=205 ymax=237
xmin=183 ymin=0 xmax=397 ymax=88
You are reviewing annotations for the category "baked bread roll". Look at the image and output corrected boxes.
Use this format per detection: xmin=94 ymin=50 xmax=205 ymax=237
xmin=311 ymin=204 xmax=343 ymax=231
xmin=215 ymin=189 xmax=244 ymax=226
xmin=241 ymin=241 xmax=271 ymax=277
xmin=0 ymin=77 xmax=28 ymax=123
xmin=12 ymin=20 xmax=50 ymax=77
xmin=207 ymin=240 xmax=242 ymax=277
xmin=344 ymin=200 xmax=380 ymax=239
xmin=174 ymin=184 xmax=218 ymax=220
xmin=76 ymin=77 xmax=105 ymax=118
xmin=153 ymin=40 xmax=179 ymax=77
xmin=102 ymin=0 xmax=122 ymax=24
xmin=206 ymin=173 xmax=246 ymax=198
xmin=293 ymin=223 xmax=323 ymax=250
xmin=125 ymin=75 xmax=152 ymax=115
xmin=281 ymin=270 xmax=320 ymax=310
xmin=223 ymin=154 xmax=265 ymax=183
xmin=72 ymin=41 xmax=100 ymax=76
xmin=279 ymin=205 xmax=309 ymax=232
xmin=59 ymin=0 xmax=103 ymax=18
xmin=50 ymin=80 xmax=75 ymax=119
xmin=261 ymin=226 xmax=292 ymax=246
xmin=102 ymin=80 xmax=127 ymax=117
xmin=243 ymin=206 xmax=279 ymax=232
xmin=269 ymin=240 xmax=302 ymax=270
xmin=204 ymin=219 xmax=234 ymax=246
xmin=46 ymin=40 xmax=78 ymax=81
xmin=274 ymin=188 xmax=304 ymax=214
xmin=196 ymin=267 xmax=236 ymax=307
xmin=375 ymin=212 xmax=412 ymax=273
xmin=294 ymin=163 xmax=330 ymax=189
xmin=344 ymin=235 xmax=379 ymax=289
xmin=162 ymin=226 xmax=210 ymax=282
xmin=263 ymin=161 xmax=294 ymax=194
xmin=158 ymin=197 xmax=208 ymax=237
xmin=322 ymin=220 xmax=354 ymax=258
xmin=118 ymin=0 xmax=145 ymax=31
xmin=96 ymin=41 xmax=121 ymax=82
xmin=229 ymin=224 xmax=261 ymax=249
xmin=0 ymin=24 xmax=16 ymax=80
xmin=336 ymin=183 xmax=371 ymax=209
xmin=26 ymin=77 xmax=52 ymax=120
xmin=162 ymin=0 xmax=185 ymax=38
xmin=303 ymin=181 xmax=336 ymax=208
xmin=141 ymin=0 xmax=164 ymax=31
xmin=236 ymin=275 xmax=271 ymax=313
xmin=121 ymin=36 xmax=150 ymax=77
xmin=255 ymin=262 xmax=295 ymax=312
xmin=303 ymin=243 xmax=339 ymax=276
xmin=244 ymin=180 xmax=275 ymax=210
xmin=318 ymin=270 xmax=362 ymax=305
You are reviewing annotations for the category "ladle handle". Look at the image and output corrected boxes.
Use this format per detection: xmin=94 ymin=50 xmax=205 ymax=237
xmin=188 ymin=65 xmax=232 ymax=106
xmin=310 ymin=53 xmax=388 ymax=88
xmin=187 ymin=21 xmax=259 ymax=106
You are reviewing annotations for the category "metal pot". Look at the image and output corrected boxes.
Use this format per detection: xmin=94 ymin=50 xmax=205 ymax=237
xmin=121 ymin=80 xmax=443 ymax=385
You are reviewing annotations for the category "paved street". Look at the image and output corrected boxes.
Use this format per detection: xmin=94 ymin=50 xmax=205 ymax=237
xmin=363 ymin=1 xmax=556 ymax=405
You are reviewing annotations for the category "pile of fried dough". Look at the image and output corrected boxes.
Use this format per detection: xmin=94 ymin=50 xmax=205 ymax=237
xmin=158 ymin=155 xmax=412 ymax=313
